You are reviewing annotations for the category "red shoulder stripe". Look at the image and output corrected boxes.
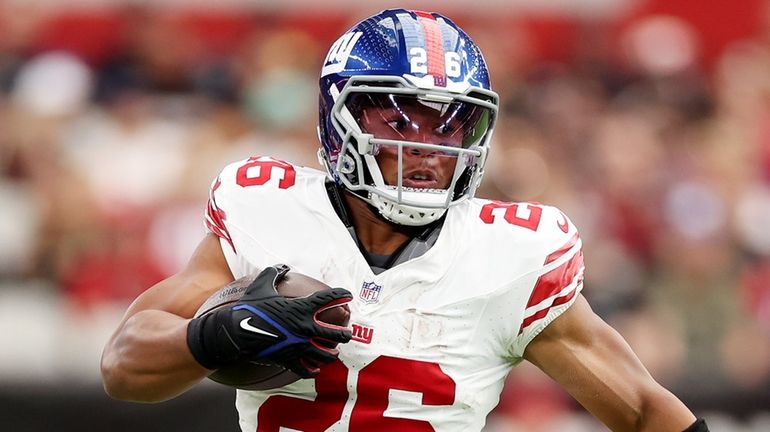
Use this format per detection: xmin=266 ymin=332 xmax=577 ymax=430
xmin=527 ymin=249 xmax=583 ymax=309
xmin=519 ymin=288 xmax=578 ymax=334
xmin=205 ymin=177 xmax=235 ymax=253
xmin=545 ymin=232 xmax=579 ymax=265
xmin=518 ymin=245 xmax=584 ymax=335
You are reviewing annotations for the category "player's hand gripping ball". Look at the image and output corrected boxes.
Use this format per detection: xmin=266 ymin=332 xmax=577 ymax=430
xmin=187 ymin=265 xmax=352 ymax=390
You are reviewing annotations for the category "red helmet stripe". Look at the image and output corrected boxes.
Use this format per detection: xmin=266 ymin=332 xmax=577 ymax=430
xmin=413 ymin=11 xmax=446 ymax=87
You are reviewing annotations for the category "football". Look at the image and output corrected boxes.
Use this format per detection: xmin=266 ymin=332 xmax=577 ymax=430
xmin=193 ymin=270 xmax=351 ymax=390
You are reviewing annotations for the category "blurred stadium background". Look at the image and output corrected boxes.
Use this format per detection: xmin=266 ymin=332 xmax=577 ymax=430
xmin=1 ymin=0 xmax=770 ymax=431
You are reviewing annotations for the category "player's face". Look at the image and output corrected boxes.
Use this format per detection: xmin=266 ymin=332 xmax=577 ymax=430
xmin=355 ymin=96 xmax=481 ymax=190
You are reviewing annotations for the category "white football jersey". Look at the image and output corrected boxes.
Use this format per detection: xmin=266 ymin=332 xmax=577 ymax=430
xmin=205 ymin=156 xmax=584 ymax=432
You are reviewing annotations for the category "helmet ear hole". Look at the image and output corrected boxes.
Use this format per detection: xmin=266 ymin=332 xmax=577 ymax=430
xmin=339 ymin=155 xmax=355 ymax=174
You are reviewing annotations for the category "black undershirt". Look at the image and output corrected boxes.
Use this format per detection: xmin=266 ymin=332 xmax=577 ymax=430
xmin=324 ymin=182 xmax=444 ymax=274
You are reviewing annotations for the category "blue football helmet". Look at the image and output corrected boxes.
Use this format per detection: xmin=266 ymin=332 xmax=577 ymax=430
xmin=318 ymin=9 xmax=499 ymax=226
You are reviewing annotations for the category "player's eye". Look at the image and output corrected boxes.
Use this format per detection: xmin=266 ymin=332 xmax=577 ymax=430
xmin=387 ymin=119 xmax=410 ymax=132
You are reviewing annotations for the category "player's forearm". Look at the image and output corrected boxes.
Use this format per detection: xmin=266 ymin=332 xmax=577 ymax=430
xmin=101 ymin=310 xmax=210 ymax=403
xmin=578 ymin=364 xmax=697 ymax=431
xmin=634 ymin=385 xmax=697 ymax=432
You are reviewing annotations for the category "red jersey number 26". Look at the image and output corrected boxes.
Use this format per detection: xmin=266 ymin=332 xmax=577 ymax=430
xmin=480 ymin=201 xmax=542 ymax=231
xmin=258 ymin=356 xmax=456 ymax=431
xmin=236 ymin=156 xmax=297 ymax=189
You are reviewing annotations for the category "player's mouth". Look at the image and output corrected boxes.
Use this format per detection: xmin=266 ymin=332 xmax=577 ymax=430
xmin=402 ymin=170 xmax=439 ymax=189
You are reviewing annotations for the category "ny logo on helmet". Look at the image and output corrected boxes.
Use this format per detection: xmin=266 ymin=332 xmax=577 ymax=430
xmin=322 ymin=31 xmax=363 ymax=77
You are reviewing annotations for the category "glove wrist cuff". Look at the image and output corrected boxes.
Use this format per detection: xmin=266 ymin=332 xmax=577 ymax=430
xmin=186 ymin=310 xmax=240 ymax=370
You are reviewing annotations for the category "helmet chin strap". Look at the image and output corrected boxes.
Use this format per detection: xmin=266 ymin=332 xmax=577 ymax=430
xmin=368 ymin=193 xmax=447 ymax=226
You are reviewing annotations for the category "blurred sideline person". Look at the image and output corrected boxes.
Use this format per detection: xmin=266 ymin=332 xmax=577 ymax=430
xmin=101 ymin=9 xmax=709 ymax=432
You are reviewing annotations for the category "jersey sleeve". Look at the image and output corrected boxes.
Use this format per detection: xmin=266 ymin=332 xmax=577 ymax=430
xmin=204 ymin=155 xmax=291 ymax=253
xmin=202 ymin=156 xmax=310 ymax=280
xmin=205 ymin=175 xmax=236 ymax=253
xmin=509 ymin=206 xmax=585 ymax=359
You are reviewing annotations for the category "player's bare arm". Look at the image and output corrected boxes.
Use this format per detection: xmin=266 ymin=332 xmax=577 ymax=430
xmin=101 ymin=233 xmax=235 ymax=402
xmin=102 ymin=232 xmax=353 ymax=403
xmin=524 ymin=294 xmax=699 ymax=432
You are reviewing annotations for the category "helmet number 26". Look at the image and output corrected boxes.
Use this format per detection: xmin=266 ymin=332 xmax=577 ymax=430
xmin=409 ymin=48 xmax=462 ymax=78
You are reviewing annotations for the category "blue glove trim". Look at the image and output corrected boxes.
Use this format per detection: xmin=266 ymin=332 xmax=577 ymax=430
xmin=232 ymin=304 xmax=309 ymax=357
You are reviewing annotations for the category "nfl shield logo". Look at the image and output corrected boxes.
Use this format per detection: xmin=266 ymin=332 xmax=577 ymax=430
xmin=359 ymin=281 xmax=383 ymax=304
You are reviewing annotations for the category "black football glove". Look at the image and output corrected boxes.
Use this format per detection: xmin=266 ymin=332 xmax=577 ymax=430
xmin=187 ymin=264 xmax=353 ymax=378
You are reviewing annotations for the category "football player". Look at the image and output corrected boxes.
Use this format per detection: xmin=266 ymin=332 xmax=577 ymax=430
xmin=101 ymin=9 xmax=709 ymax=432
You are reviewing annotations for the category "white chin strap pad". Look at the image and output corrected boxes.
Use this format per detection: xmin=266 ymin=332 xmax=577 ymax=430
xmin=370 ymin=193 xmax=447 ymax=226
